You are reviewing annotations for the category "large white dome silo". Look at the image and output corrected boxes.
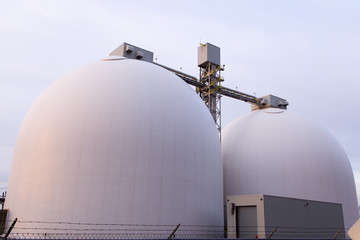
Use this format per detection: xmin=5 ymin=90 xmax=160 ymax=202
xmin=5 ymin=58 xmax=224 ymax=236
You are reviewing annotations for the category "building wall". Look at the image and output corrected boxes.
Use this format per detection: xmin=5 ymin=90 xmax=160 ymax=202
xmin=263 ymin=195 xmax=345 ymax=239
xmin=226 ymin=195 xmax=345 ymax=239
xmin=226 ymin=195 xmax=265 ymax=238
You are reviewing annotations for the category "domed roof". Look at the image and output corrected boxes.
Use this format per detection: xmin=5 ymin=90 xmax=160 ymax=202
xmin=5 ymin=59 xmax=223 ymax=233
xmin=222 ymin=108 xmax=359 ymax=228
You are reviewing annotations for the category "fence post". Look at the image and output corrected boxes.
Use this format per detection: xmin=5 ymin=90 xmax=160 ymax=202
xmin=4 ymin=218 xmax=17 ymax=239
xmin=268 ymin=226 xmax=278 ymax=239
xmin=332 ymin=227 xmax=343 ymax=239
xmin=168 ymin=224 xmax=180 ymax=239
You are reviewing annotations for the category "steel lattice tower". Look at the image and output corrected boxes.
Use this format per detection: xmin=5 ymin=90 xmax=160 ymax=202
xmin=197 ymin=43 xmax=224 ymax=135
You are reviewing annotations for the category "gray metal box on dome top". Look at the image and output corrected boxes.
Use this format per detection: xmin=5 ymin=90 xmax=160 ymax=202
xmin=110 ymin=42 xmax=154 ymax=63
xmin=198 ymin=43 xmax=220 ymax=67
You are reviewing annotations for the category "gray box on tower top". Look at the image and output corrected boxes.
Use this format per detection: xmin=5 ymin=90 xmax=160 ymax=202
xmin=198 ymin=43 xmax=220 ymax=67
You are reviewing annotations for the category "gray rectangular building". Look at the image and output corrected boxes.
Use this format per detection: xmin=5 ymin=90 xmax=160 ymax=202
xmin=226 ymin=195 xmax=345 ymax=239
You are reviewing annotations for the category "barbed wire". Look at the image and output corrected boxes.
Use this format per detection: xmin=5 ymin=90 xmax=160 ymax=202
xmin=10 ymin=220 xmax=348 ymax=230
xmin=1 ymin=220 xmax=347 ymax=239
xmin=225 ymin=225 xmax=349 ymax=230
xmin=15 ymin=220 xmax=225 ymax=228
xmin=4 ymin=232 xmax=227 ymax=239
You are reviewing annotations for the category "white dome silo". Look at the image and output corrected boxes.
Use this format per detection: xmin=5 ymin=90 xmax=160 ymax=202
xmin=5 ymin=58 xmax=223 ymax=236
xmin=222 ymin=108 xmax=359 ymax=228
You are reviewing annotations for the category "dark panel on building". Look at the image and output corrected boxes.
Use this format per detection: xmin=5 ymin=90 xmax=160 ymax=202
xmin=0 ymin=209 xmax=8 ymax=234
xmin=263 ymin=195 xmax=345 ymax=239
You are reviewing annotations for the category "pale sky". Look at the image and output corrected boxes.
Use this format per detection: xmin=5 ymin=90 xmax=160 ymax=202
xmin=1 ymin=0 xmax=360 ymax=203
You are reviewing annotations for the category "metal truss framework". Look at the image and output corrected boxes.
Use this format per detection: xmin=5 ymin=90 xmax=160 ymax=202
xmin=198 ymin=63 xmax=224 ymax=135
xmin=113 ymin=42 xmax=288 ymax=137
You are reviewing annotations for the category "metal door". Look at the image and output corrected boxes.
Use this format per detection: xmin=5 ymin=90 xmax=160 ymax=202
xmin=236 ymin=206 xmax=257 ymax=238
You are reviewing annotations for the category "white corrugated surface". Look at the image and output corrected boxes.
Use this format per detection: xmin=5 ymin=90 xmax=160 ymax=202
xmin=5 ymin=59 xmax=223 ymax=230
xmin=222 ymin=108 xmax=359 ymax=228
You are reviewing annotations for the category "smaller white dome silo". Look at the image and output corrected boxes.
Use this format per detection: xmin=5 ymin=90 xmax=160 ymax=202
xmin=222 ymin=108 xmax=359 ymax=228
